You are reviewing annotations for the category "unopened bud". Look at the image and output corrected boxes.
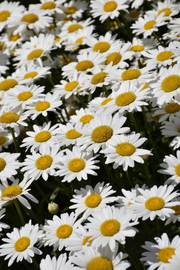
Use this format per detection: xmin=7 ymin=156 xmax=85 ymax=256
xmin=48 ymin=202 xmax=59 ymax=214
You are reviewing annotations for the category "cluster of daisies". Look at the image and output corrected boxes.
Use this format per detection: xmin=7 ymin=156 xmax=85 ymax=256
xmin=1 ymin=0 xmax=180 ymax=269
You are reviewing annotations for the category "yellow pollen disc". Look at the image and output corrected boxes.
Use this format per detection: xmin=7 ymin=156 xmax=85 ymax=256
xmin=27 ymin=48 xmax=44 ymax=60
xmin=64 ymin=6 xmax=77 ymax=14
xmin=1 ymin=185 xmax=22 ymax=200
xmin=105 ymin=52 xmax=122 ymax=65
xmin=116 ymin=142 xmax=136 ymax=156
xmin=165 ymin=102 xmax=180 ymax=113
xmin=24 ymin=71 xmax=38 ymax=79
xmin=53 ymin=36 xmax=60 ymax=43
xmin=63 ymin=17 xmax=72 ymax=22
xmin=48 ymin=24 xmax=55 ymax=30
xmin=145 ymin=197 xmax=165 ymax=211
xmin=56 ymin=224 xmax=72 ymax=238
xmin=0 ymin=43 xmax=5 ymax=50
xmin=82 ymin=236 xmax=93 ymax=245
xmin=91 ymin=125 xmax=113 ymax=143
xmin=17 ymin=91 xmax=33 ymax=101
xmin=0 ymin=10 xmax=10 ymax=22
xmin=35 ymin=155 xmax=53 ymax=170
xmin=129 ymin=11 xmax=140 ymax=18
xmin=157 ymin=247 xmax=175 ymax=263
xmin=175 ymin=163 xmax=180 ymax=176
xmin=158 ymin=8 xmax=172 ymax=17
xmin=75 ymin=60 xmax=94 ymax=71
xmin=101 ymin=98 xmax=113 ymax=106
xmin=85 ymin=194 xmax=102 ymax=208
xmin=141 ymin=83 xmax=149 ymax=91
xmin=171 ymin=205 xmax=180 ymax=215
xmin=87 ymin=257 xmax=113 ymax=270
xmin=0 ymin=136 xmax=6 ymax=145
xmin=91 ymin=72 xmax=107 ymax=85
xmin=40 ymin=1 xmax=56 ymax=9
xmin=0 ymin=79 xmax=18 ymax=91
xmin=64 ymin=81 xmax=79 ymax=91
xmin=131 ymin=45 xmax=144 ymax=52
xmin=115 ymin=92 xmax=136 ymax=106
xmin=61 ymin=56 xmax=73 ymax=64
xmin=65 ymin=129 xmax=82 ymax=139
xmin=110 ymin=21 xmax=118 ymax=28
xmin=93 ymin=42 xmax=110 ymax=53
xmin=10 ymin=32 xmax=20 ymax=41
xmin=103 ymin=1 xmax=118 ymax=12
xmin=0 ymin=158 xmax=6 ymax=172
xmin=161 ymin=75 xmax=180 ymax=93
xmin=100 ymin=219 xmax=120 ymax=236
xmin=14 ymin=237 xmax=30 ymax=252
xmin=156 ymin=51 xmax=174 ymax=61
xmin=144 ymin=20 xmax=156 ymax=30
xmin=67 ymin=24 xmax=83 ymax=33
xmin=75 ymin=36 xmax=86 ymax=44
xmin=35 ymin=101 xmax=50 ymax=111
xmin=21 ymin=13 xmax=39 ymax=23
xmin=0 ymin=112 xmax=20 ymax=123
xmin=34 ymin=131 xmax=51 ymax=142
xmin=80 ymin=115 xmax=94 ymax=125
xmin=68 ymin=158 xmax=85 ymax=172
xmin=121 ymin=69 xmax=141 ymax=80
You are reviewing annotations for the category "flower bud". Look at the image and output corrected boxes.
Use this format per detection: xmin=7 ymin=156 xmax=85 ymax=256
xmin=48 ymin=202 xmax=59 ymax=214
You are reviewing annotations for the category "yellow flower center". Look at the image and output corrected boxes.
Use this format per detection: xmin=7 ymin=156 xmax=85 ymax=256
xmin=161 ymin=75 xmax=180 ymax=92
xmin=75 ymin=60 xmax=94 ymax=71
xmin=0 ymin=43 xmax=5 ymax=50
xmin=0 ymin=112 xmax=20 ymax=123
xmin=82 ymin=236 xmax=93 ymax=245
xmin=105 ymin=52 xmax=122 ymax=66
xmin=24 ymin=71 xmax=38 ymax=79
xmin=56 ymin=224 xmax=73 ymax=238
xmin=145 ymin=197 xmax=165 ymax=211
xmin=0 ymin=136 xmax=6 ymax=145
xmin=48 ymin=24 xmax=55 ymax=30
xmin=121 ymin=69 xmax=141 ymax=80
xmin=35 ymin=101 xmax=50 ymax=111
xmin=175 ymin=163 xmax=180 ymax=176
xmin=61 ymin=56 xmax=73 ymax=64
xmin=0 ymin=158 xmax=6 ymax=172
xmin=65 ymin=129 xmax=82 ymax=139
xmin=116 ymin=142 xmax=136 ymax=156
xmin=144 ymin=20 xmax=156 ymax=30
xmin=10 ymin=32 xmax=20 ymax=41
xmin=128 ymin=11 xmax=140 ymax=18
xmin=103 ymin=1 xmax=118 ymax=12
xmin=64 ymin=6 xmax=77 ymax=14
xmin=17 ymin=91 xmax=33 ymax=101
xmin=165 ymin=102 xmax=180 ymax=113
xmin=141 ymin=83 xmax=149 ymax=91
xmin=75 ymin=37 xmax=86 ymax=44
xmin=0 ymin=79 xmax=18 ymax=91
xmin=91 ymin=125 xmax=113 ymax=143
xmin=157 ymin=247 xmax=175 ymax=263
xmin=171 ymin=205 xmax=180 ymax=215
xmin=87 ymin=257 xmax=113 ymax=270
xmin=156 ymin=51 xmax=174 ymax=61
xmin=85 ymin=194 xmax=102 ymax=208
xmin=101 ymin=98 xmax=113 ymax=106
xmin=115 ymin=92 xmax=136 ymax=106
xmin=68 ymin=158 xmax=85 ymax=172
xmin=64 ymin=81 xmax=79 ymax=92
xmin=35 ymin=155 xmax=53 ymax=170
xmin=67 ymin=24 xmax=83 ymax=33
xmin=14 ymin=237 xmax=30 ymax=252
xmin=91 ymin=72 xmax=107 ymax=85
xmin=0 ymin=10 xmax=10 ymax=22
xmin=131 ymin=45 xmax=144 ymax=52
xmin=100 ymin=219 xmax=120 ymax=236
xmin=93 ymin=42 xmax=110 ymax=53
xmin=21 ymin=13 xmax=39 ymax=23
xmin=80 ymin=115 xmax=94 ymax=125
xmin=54 ymin=36 xmax=61 ymax=42
xmin=158 ymin=8 xmax=172 ymax=17
xmin=27 ymin=49 xmax=44 ymax=60
xmin=34 ymin=131 xmax=51 ymax=142
xmin=40 ymin=1 xmax=56 ymax=9
xmin=1 ymin=185 xmax=22 ymax=200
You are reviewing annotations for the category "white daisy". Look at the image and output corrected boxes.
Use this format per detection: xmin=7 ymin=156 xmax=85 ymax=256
xmin=152 ymin=100 xmax=180 ymax=123
xmin=30 ymin=0 xmax=64 ymax=15
xmin=0 ymin=152 xmax=21 ymax=183
xmin=70 ymin=108 xmax=95 ymax=126
xmin=60 ymin=18 xmax=94 ymax=34
xmin=62 ymin=0 xmax=88 ymax=19
xmin=165 ymin=248 xmax=180 ymax=270
xmin=40 ymin=253 xmax=73 ymax=270
xmin=130 ymin=37 xmax=158 ymax=58
xmin=88 ymin=95 xmax=114 ymax=113
xmin=165 ymin=197 xmax=180 ymax=225
xmin=0 ymin=208 xmax=9 ymax=231
xmin=0 ymin=129 xmax=13 ymax=151
xmin=147 ymin=0 xmax=180 ymax=19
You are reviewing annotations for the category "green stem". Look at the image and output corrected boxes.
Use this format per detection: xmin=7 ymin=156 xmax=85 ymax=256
xmin=99 ymin=154 xmax=115 ymax=186
xmin=129 ymin=112 xmax=139 ymax=133
xmin=32 ymin=257 xmax=40 ymax=270
xmin=76 ymin=94 xmax=86 ymax=108
xmin=14 ymin=199 xmax=25 ymax=225
xmin=102 ymin=85 xmax=109 ymax=96
xmin=106 ymin=18 xmax=110 ymax=31
xmin=156 ymin=217 xmax=160 ymax=236
xmin=62 ymin=101 xmax=70 ymax=121
xmin=47 ymin=74 xmax=54 ymax=87
xmin=34 ymin=181 xmax=49 ymax=203
xmin=119 ymin=244 xmax=139 ymax=270
xmin=115 ymin=17 xmax=132 ymax=40
xmin=153 ymin=32 xmax=165 ymax=47
xmin=9 ymin=127 xmax=19 ymax=154
xmin=126 ymin=170 xmax=133 ymax=187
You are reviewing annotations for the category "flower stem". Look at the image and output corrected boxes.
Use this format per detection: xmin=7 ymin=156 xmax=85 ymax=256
xmin=14 ymin=199 xmax=25 ymax=225
xmin=76 ymin=94 xmax=86 ymax=108
xmin=9 ymin=127 xmax=19 ymax=154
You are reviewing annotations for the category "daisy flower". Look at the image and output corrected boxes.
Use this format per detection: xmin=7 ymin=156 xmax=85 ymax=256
xmin=21 ymin=146 xmax=63 ymax=181
xmin=40 ymin=253 xmax=73 ymax=270
xmin=165 ymin=249 xmax=180 ymax=270
xmin=0 ymin=220 xmax=43 ymax=266
xmin=130 ymin=37 xmax=158 ymax=58
xmin=55 ymin=146 xmax=99 ymax=182
xmin=70 ymin=108 xmax=95 ymax=126
xmin=0 ymin=208 xmax=9 ymax=231
xmin=147 ymin=0 xmax=180 ymax=19
xmin=90 ymin=0 xmax=128 ymax=23
xmin=0 ymin=129 xmax=13 ymax=151
xmin=43 ymin=211 xmax=81 ymax=251
xmin=165 ymin=197 xmax=180 ymax=225
xmin=160 ymin=116 xmax=180 ymax=149
xmin=62 ymin=0 xmax=88 ymax=19
xmin=0 ymin=152 xmax=21 ymax=183
xmin=101 ymin=133 xmax=151 ymax=171
xmin=69 ymin=182 xmax=118 ymax=219
xmin=30 ymin=0 xmax=64 ymax=15
xmin=130 ymin=185 xmax=180 ymax=221
xmin=60 ymin=18 xmax=94 ymax=34
xmin=141 ymin=233 xmax=180 ymax=270
xmin=0 ymin=75 xmax=29 ymax=97
xmin=86 ymin=205 xmax=138 ymax=251
xmin=88 ymin=95 xmax=114 ymax=113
